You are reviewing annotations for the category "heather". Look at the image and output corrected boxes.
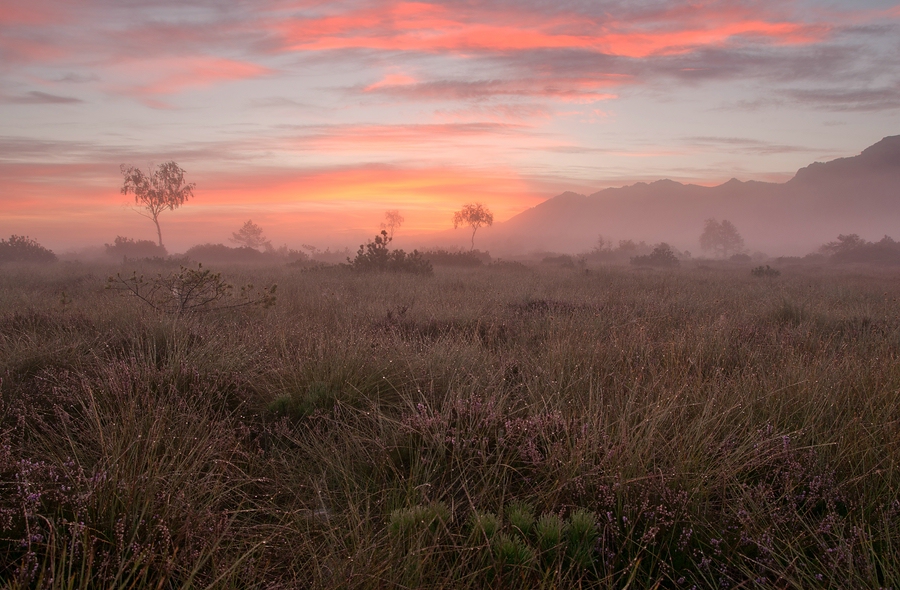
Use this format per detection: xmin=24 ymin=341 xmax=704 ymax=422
xmin=1 ymin=261 xmax=898 ymax=588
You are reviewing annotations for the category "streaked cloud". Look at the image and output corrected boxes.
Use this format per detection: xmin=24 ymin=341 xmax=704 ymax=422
xmin=2 ymin=91 xmax=83 ymax=104
xmin=1 ymin=0 xmax=898 ymax=249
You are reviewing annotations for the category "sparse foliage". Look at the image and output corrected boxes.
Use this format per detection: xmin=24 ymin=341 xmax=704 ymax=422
xmin=380 ymin=210 xmax=405 ymax=240
xmin=120 ymin=161 xmax=195 ymax=248
xmin=107 ymin=264 xmax=276 ymax=314
xmin=0 ymin=235 xmax=56 ymax=263
xmin=700 ymin=218 xmax=746 ymax=258
xmin=347 ymin=230 xmax=432 ymax=274
xmin=230 ymin=219 xmax=272 ymax=251
xmin=453 ymin=203 xmax=494 ymax=250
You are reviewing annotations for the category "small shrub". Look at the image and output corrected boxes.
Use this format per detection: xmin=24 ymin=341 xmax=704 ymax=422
xmin=566 ymin=509 xmax=599 ymax=570
xmin=388 ymin=502 xmax=451 ymax=538
xmin=348 ymin=231 xmax=433 ymax=275
xmin=0 ymin=235 xmax=57 ymax=263
xmin=631 ymin=243 xmax=680 ymax=267
xmin=507 ymin=503 xmax=535 ymax=538
xmin=535 ymin=513 xmax=567 ymax=555
xmin=541 ymin=254 xmax=575 ymax=268
xmin=104 ymin=236 xmax=167 ymax=259
xmin=421 ymin=248 xmax=490 ymax=267
xmin=493 ymin=533 xmax=536 ymax=569
xmin=184 ymin=243 xmax=265 ymax=264
xmin=468 ymin=511 xmax=501 ymax=543
xmin=751 ymin=264 xmax=781 ymax=277
xmin=107 ymin=264 xmax=276 ymax=314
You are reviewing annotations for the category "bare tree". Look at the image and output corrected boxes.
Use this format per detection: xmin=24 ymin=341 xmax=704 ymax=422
xmin=380 ymin=210 xmax=404 ymax=240
xmin=452 ymin=203 xmax=494 ymax=250
xmin=700 ymin=218 xmax=745 ymax=258
xmin=120 ymin=162 xmax=195 ymax=248
xmin=231 ymin=220 xmax=272 ymax=251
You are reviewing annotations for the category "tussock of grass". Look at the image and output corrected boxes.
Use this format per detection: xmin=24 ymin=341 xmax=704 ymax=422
xmin=0 ymin=262 xmax=898 ymax=588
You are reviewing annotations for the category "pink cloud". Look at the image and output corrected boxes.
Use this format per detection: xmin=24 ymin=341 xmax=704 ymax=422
xmin=277 ymin=0 xmax=833 ymax=57
xmin=113 ymin=56 xmax=272 ymax=98
xmin=364 ymin=72 xmax=418 ymax=92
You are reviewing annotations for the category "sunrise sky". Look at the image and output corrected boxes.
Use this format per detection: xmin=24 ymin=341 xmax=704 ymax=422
xmin=2 ymin=0 xmax=899 ymax=252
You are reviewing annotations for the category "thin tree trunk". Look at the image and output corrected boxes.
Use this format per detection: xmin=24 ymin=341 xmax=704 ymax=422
xmin=153 ymin=216 xmax=163 ymax=248
xmin=471 ymin=228 xmax=476 ymax=250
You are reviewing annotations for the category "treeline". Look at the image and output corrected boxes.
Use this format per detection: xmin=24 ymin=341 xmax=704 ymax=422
xmin=819 ymin=234 xmax=900 ymax=265
xmin=9 ymin=231 xmax=900 ymax=268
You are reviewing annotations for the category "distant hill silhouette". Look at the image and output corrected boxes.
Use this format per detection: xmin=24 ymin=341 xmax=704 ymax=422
xmin=479 ymin=135 xmax=900 ymax=256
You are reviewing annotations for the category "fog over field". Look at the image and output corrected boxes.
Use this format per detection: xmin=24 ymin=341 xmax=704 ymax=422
xmin=3 ymin=1 xmax=900 ymax=587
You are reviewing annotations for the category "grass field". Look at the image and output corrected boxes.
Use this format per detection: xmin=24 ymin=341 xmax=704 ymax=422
xmin=1 ymin=259 xmax=898 ymax=588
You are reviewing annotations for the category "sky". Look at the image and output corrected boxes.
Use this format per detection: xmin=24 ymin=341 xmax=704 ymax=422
xmin=2 ymin=0 xmax=899 ymax=252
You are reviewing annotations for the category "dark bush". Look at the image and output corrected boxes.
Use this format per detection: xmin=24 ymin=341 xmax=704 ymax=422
xmin=104 ymin=236 xmax=168 ymax=259
xmin=730 ymin=253 xmax=752 ymax=263
xmin=348 ymin=231 xmax=433 ymax=275
xmin=541 ymin=254 xmax=575 ymax=268
xmin=0 ymin=235 xmax=57 ymax=263
xmin=751 ymin=265 xmax=781 ymax=277
xmin=185 ymin=243 xmax=265 ymax=264
xmin=185 ymin=243 xmax=309 ymax=265
xmin=631 ymin=243 xmax=680 ymax=267
xmin=421 ymin=249 xmax=490 ymax=267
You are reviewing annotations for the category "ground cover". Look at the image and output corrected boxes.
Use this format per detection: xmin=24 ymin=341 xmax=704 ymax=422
xmin=1 ymin=260 xmax=898 ymax=588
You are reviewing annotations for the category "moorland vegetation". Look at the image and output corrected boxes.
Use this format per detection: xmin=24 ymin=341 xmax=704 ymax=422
xmin=1 ymin=250 xmax=899 ymax=588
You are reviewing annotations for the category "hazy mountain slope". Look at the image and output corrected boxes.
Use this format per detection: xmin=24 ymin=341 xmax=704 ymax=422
xmin=482 ymin=135 xmax=900 ymax=256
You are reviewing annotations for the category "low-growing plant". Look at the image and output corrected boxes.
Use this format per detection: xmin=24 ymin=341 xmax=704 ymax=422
xmin=420 ymin=248 xmax=490 ymax=267
xmin=388 ymin=502 xmax=451 ymax=538
xmin=751 ymin=264 xmax=781 ymax=277
xmin=468 ymin=511 xmax=502 ymax=543
xmin=566 ymin=509 xmax=599 ymax=570
xmin=104 ymin=235 xmax=167 ymax=259
xmin=507 ymin=502 xmax=536 ymax=538
xmin=347 ymin=230 xmax=433 ymax=275
xmin=493 ymin=533 xmax=536 ymax=570
xmin=535 ymin=513 xmax=567 ymax=556
xmin=106 ymin=264 xmax=276 ymax=314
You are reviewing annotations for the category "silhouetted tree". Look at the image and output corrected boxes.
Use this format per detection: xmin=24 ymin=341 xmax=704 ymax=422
xmin=700 ymin=219 xmax=745 ymax=258
xmin=380 ymin=210 xmax=404 ymax=240
xmin=820 ymin=234 xmax=865 ymax=257
xmin=453 ymin=203 xmax=493 ymax=250
xmin=120 ymin=161 xmax=195 ymax=248
xmin=231 ymin=220 xmax=272 ymax=251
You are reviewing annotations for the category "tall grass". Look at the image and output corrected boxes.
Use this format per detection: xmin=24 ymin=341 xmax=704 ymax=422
xmin=1 ymin=260 xmax=898 ymax=588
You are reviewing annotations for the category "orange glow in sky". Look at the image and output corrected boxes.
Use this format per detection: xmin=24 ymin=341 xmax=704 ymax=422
xmin=1 ymin=0 xmax=898 ymax=251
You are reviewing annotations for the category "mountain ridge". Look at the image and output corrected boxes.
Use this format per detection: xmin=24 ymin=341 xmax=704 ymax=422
xmin=479 ymin=135 xmax=900 ymax=256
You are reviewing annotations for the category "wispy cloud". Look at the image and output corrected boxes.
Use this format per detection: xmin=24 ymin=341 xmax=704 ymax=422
xmin=2 ymin=90 xmax=83 ymax=104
